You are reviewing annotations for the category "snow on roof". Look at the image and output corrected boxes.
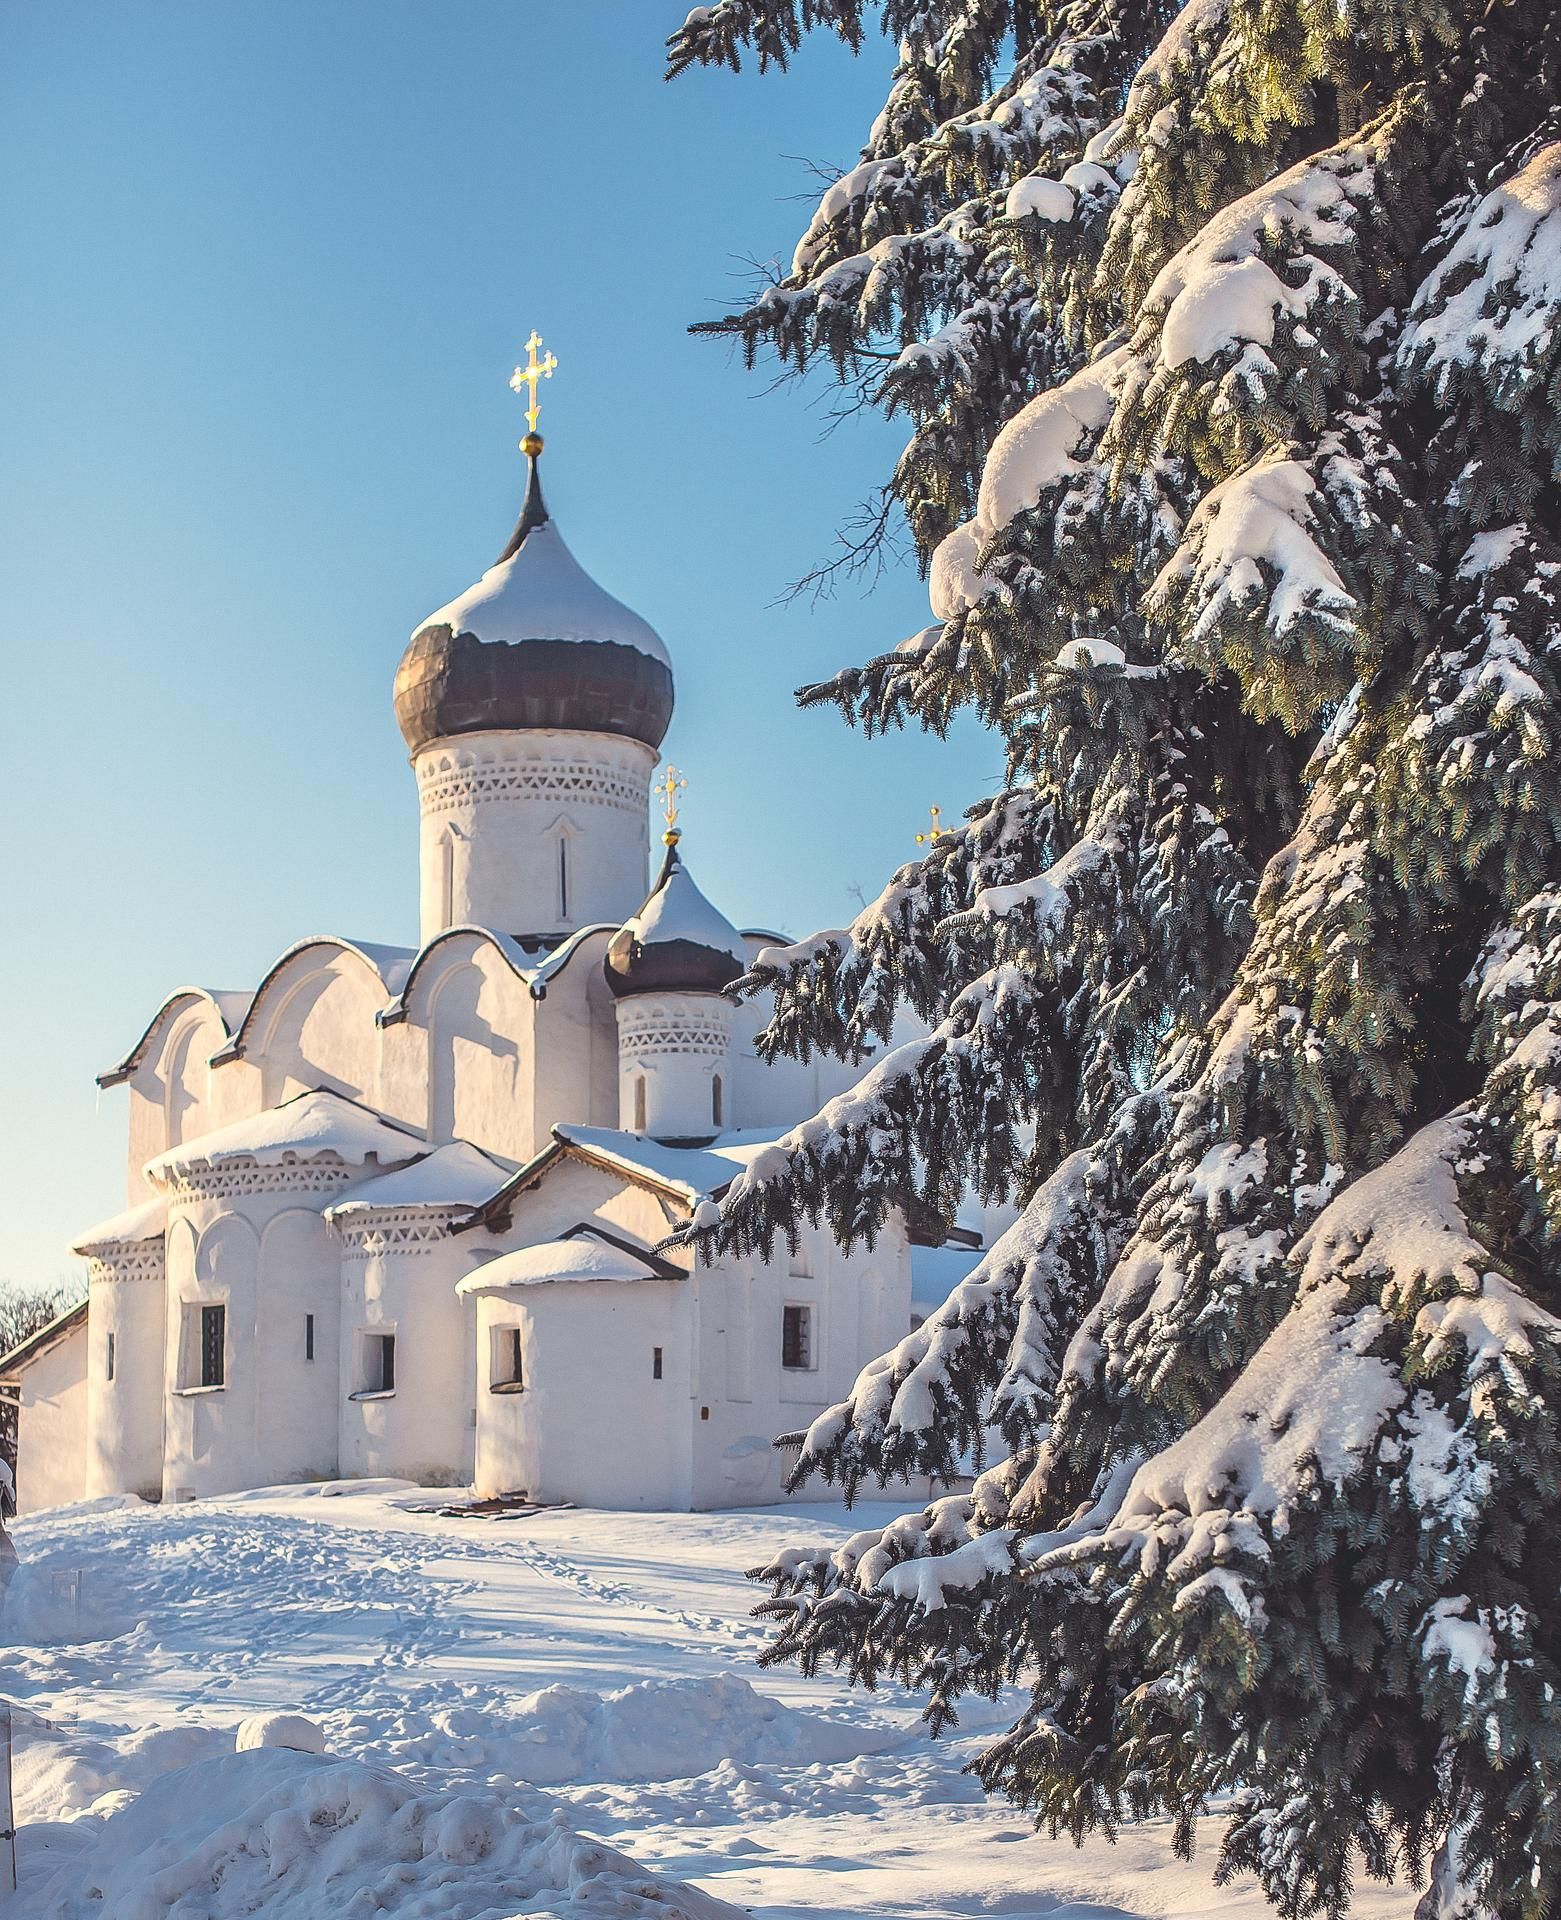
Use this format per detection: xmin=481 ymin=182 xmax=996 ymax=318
xmin=552 ymin=1125 xmax=789 ymax=1204
xmin=911 ymin=1242 xmax=988 ymax=1315
xmin=69 ymin=1195 xmax=168 ymax=1255
xmin=0 ymin=1297 xmax=88 ymax=1377
xmin=414 ymin=520 xmax=671 ymax=667
xmin=145 ymin=1090 xmax=423 ymax=1185
xmin=456 ymin=1229 xmax=673 ymax=1294
xmin=629 ymin=855 xmax=747 ymax=964
xmin=326 ymin=1142 xmax=511 ymax=1219
xmin=97 ymin=986 xmax=256 ymax=1089
xmin=384 ymin=922 xmax=617 ymax=1024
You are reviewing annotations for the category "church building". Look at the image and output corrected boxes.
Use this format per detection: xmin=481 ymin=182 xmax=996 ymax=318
xmin=10 ymin=347 xmax=953 ymax=1514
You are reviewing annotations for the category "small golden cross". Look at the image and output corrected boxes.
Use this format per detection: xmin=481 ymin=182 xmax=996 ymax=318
xmin=509 ymin=330 xmax=558 ymax=439
xmin=656 ymin=765 xmax=688 ymax=842
xmin=915 ymin=805 xmax=944 ymax=848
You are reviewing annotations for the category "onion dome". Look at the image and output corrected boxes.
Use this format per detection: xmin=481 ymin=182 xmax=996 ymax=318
xmin=395 ymin=443 xmax=675 ymax=755
xmin=604 ymin=834 xmax=748 ymax=999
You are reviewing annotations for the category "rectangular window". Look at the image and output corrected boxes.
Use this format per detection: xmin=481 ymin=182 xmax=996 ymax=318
xmin=489 ymin=1325 xmax=524 ymax=1392
xmin=304 ymin=1313 xmax=315 ymax=1362
xmin=782 ymin=1303 xmax=813 ymax=1371
xmin=370 ymin=1332 xmax=395 ymax=1394
xmin=652 ymin=1345 xmax=663 ymax=1380
xmin=105 ymin=1331 xmax=116 ymax=1383
xmin=201 ymin=1304 xmax=225 ymax=1388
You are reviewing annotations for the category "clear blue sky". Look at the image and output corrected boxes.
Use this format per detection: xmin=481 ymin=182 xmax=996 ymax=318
xmin=0 ymin=1 xmax=998 ymax=1289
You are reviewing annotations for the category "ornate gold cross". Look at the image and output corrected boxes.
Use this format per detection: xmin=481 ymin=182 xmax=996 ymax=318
xmin=915 ymin=805 xmax=944 ymax=847
xmin=657 ymin=765 xmax=687 ymax=842
xmin=510 ymin=330 xmax=558 ymax=439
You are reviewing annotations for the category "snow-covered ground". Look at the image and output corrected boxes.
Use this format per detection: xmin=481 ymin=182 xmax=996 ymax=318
xmin=0 ymin=1486 xmax=1419 ymax=1919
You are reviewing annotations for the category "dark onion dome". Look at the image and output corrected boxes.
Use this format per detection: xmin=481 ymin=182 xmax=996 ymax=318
xmin=395 ymin=446 xmax=675 ymax=755
xmin=605 ymin=835 xmax=748 ymax=999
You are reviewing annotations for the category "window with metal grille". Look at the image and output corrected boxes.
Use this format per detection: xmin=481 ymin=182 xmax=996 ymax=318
xmin=782 ymin=1303 xmax=812 ymax=1371
xmin=201 ymin=1305 xmax=225 ymax=1388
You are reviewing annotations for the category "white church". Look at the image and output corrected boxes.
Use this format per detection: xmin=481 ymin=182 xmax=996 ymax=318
xmin=7 ymin=351 xmax=974 ymax=1515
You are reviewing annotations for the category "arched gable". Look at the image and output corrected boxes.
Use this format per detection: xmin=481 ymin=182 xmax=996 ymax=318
xmin=98 ymin=988 xmax=249 ymax=1091
xmin=385 ymin=922 xmax=614 ymax=1030
xmin=212 ymin=939 xmax=410 ymax=1111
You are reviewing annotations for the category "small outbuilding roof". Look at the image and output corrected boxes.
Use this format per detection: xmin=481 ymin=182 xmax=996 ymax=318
xmin=0 ymin=1298 xmax=88 ymax=1379
xmin=325 ymin=1142 xmax=511 ymax=1219
xmin=69 ymin=1195 xmax=168 ymax=1256
xmin=144 ymin=1089 xmax=424 ymax=1186
xmin=456 ymin=1222 xmax=681 ymax=1294
xmin=455 ymin=1123 xmax=790 ymax=1232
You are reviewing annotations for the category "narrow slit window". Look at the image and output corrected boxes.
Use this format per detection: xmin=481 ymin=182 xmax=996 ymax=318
xmin=633 ymin=1074 xmax=647 ymax=1132
xmin=105 ymin=1331 xmax=116 ymax=1383
xmin=201 ymin=1304 xmax=225 ymax=1387
xmin=782 ymin=1303 xmax=813 ymax=1371
xmin=558 ymin=834 xmax=569 ymax=922
xmin=652 ymin=1345 xmax=663 ymax=1380
xmin=305 ymin=1313 xmax=315 ymax=1362
xmin=711 ymin=1074 xmax=723 ymax=1127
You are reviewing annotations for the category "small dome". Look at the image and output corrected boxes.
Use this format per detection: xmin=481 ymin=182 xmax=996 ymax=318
xmin=395 ymin=452 xmax=675 ymax=755
xmin=605 ymin=837 xmax=748 ymax=999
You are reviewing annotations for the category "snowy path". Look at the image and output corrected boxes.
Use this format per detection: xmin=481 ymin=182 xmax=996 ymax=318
xmin=0 ymin=1488 xmax=1420 ymax=1919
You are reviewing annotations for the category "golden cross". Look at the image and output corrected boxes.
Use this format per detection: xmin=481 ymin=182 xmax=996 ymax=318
xmin=656 ymin=765 xmax=687 ymax=842
xmin=509 ymin=330 xmax=558 ymax=439
xmin=915 ymin=805 xmax=944 ymax=848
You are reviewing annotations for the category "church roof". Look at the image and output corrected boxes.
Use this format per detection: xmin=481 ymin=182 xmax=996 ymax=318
xmin=395 ymin=451 xmax=675 ymax=755
xmin=455 ymin=1122 xmax=789 ymax=1231
xmin=325 ymin=1141 xmax=511 ymax=1219
xmin=144 ymin=1089 xmax=424 ymax=1186
xmin=69 ymin=1195 xmax=168 ymax=1255
xmin=455 ymin=1223 xmax=681 ymax=1294
xmin=97 ymin=987 xmax=256 ymax=1090
xmin=603 ymin=838 xmax=748 ymax=1000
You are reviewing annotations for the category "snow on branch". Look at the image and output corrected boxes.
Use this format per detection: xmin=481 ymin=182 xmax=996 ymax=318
xmin=1046 ymin=1112 xmax=1561 ymax=1603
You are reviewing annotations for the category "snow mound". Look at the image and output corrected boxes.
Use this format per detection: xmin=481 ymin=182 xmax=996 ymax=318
xmin=236 ymin=1713 xmax=325 ymax=1755
xmin=29 ymin=1747 xmax=742 ymax=1920
xmin=334 ymin=1672 xmax=893 ymax=1787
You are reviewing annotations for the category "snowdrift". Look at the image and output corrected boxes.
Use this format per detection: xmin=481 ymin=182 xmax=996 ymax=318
xmin=331 ymin=1670 xmax=894 ymax=1786
xmin=26 ymin=1746 xmax=742 ymax=1920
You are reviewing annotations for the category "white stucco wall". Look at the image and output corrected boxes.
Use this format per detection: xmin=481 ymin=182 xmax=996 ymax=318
xmin=336 ymin=1210 xmax=476 ymax=1486
xmin=414 ymin=728 xmax=655 ymax=941
xmin=85 ymin=1253 xmax=166 ymax=1500
xmin=160 ymin=1164 xmax=377 ymax=1499
xmin=14 ymin=1321 xmax=89 ymax=1515
xmin=473 ymin=1279 xmax=689 ymax=1508
xmin=615 ymin=992 xmax=734 ymax=1138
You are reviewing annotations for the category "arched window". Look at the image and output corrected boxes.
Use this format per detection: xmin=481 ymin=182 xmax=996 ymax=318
xmin=633 ymin=1074 xmax=647 ymax=1131
xmin=711 ymin=1073 xmax=724 ymax=1127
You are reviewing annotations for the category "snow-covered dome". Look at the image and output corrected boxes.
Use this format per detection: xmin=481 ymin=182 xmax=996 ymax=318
xmin=604 ymin=835 xmax=747 ymax=999
xmin=395 ymin=450 xmax=675 ymax=755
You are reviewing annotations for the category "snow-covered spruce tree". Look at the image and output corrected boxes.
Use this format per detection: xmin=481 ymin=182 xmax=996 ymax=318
xmin=668 ymin=3 xmax=1561 ymax=1915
